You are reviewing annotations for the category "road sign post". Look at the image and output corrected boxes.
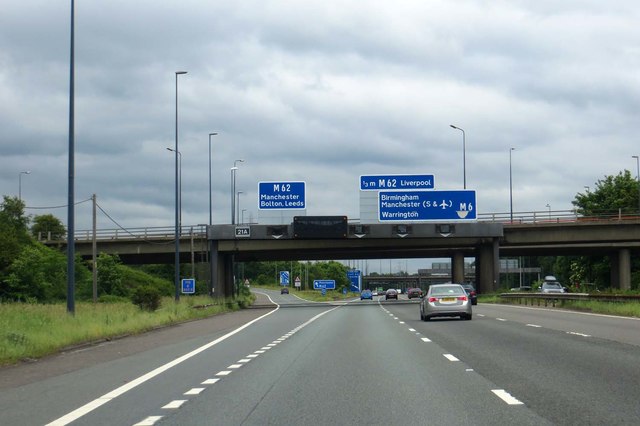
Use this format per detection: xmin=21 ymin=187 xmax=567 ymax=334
xmin=181 ymin=278 xmax=195 ymax=294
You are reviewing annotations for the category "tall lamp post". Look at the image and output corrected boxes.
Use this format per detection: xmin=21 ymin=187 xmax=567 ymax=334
xmin=174 ymin=70 xmax=187 ymax=302
xmin=208 ymin=133 xmax=218 ymax=225
xmin=633 ymin=155 xmax=640 ymax=214
xmin=450 ymin=125 xmax=466 ymax=189
xmin=18 ymin=170 xmax=31 ymax=201
xmin=545 ymin=203 xmax=551 ymax=220
xmin=241 ymin=209 xmax=247 ymax=224
xmin=166 ymin=148 xmax=182 ymax=231
xmin=509 ymin=148 xmax=515 ymax=223
xmin=231 ymin=159 xmax=244 ymax=224
xmin=236 ymin=191 xmax=244 ymax=224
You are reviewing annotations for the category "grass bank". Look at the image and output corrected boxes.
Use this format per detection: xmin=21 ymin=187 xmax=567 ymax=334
xmin=478 ymin=294 xmax=640 ymax=317
xmin=0 ymin=293 xmax=254 ymax=367
xmin=253 ymin=285 xmax=360 ymax=302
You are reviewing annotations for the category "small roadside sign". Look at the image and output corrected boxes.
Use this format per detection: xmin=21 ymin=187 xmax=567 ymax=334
xmin=313 ymin=279 xmax=336 ymax=290
xmin=294 ymin=276 xmax=301 ymax=288
xmin=181 ymin=278 xmax=195 ymax=294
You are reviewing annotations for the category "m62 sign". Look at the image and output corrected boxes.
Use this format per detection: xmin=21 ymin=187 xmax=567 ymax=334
xmin=259 ymin=181 xmax=306 ymax=210
xmin=378 ymin=190 xmax=477 ymax=221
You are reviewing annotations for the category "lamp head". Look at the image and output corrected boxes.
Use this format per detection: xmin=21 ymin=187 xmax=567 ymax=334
xmin=175 ymin=71 xmax=187 ymax=75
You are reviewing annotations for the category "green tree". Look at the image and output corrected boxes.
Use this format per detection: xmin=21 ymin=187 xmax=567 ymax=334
xmin=0 ymin=196 xmax=31 ymax=275
xmin=97 ymin=253 xmax=127 ymax=297
xmin=31 ymin=214 xmax=66 ymax=241
xmin=572 ymin=170 xmax=639 ymax=216
xmin=3 ymin=244 xmax=67 ymax=301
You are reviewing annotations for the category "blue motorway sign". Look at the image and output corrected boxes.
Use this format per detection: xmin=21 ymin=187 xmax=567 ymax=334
xmin=181 ymin=278 xmax=195 ymax=294
xmin=360 ymin=174 xmax=434 ymax=191
xmin=347 ymin=270 xmax=361 ymax=292
xmin=259 ymin=181 xmax=306 ymax=210
xmin=313 ymin=279 xmax=336 ymax=290
xmin=378 ymin=190 xmax=476 ymax=221
xmin=280 ymin=271 xmax=290 ymax=285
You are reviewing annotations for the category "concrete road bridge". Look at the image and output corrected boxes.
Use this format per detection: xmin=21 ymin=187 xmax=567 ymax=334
xmin=42 ymin=211 xmax=640 ymax=299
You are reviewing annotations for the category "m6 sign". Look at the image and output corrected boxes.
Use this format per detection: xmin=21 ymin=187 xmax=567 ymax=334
xmin=378 ymin=190 xmax=477 ymax=221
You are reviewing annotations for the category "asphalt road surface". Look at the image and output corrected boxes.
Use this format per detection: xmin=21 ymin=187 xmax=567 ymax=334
xmin=1 ymin=291 xmax=639 ymax=425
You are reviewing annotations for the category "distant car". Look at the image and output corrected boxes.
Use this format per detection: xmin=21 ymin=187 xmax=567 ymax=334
xmin=385 ymin=289 xmax=398 ymax=300
xmin=372 ymin=290 xmax=378 ymax=296
xmin=461 ymin=284 xmax=477 ymax=305
xmin=360 ymin=289 xmax=373 ymax=300
xmin=281 ymin=287 xmax=289 ymax=294
xmin=420 ymin=283 xmax=472 ymax=321
xmin=407 ymin=288 xmax=423 ymax=299
xmin=540 ymin=282 xmax=565 ymax=294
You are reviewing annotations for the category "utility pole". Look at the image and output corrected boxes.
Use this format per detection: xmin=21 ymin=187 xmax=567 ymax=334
xmin=92 ymin=194 xmax=97 ymax=302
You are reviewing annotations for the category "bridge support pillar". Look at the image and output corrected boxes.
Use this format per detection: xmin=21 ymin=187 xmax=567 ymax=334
xmin=475 ymin=239 xmax=499 ymax=293
xmin=452 ymin=252 xmax=465 ymax=283
xmin=209 ymin=240 xmax=235 ymax=298
xmin=611 ymin=249 xmax=631 ymax=290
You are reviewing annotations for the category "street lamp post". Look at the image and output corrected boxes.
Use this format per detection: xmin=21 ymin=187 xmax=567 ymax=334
xmin=242 ymin=209 xmax=247 ymax=224
xmin=509 ymin=148 xmax=515 ymax=223
xmin=18 ymin=170 xmax=31 ymax=201
xmin=633 ymin=155 xmax=640 ymax=214
xmin=236 ymin=191 xmax=244 ymax=224
xmin=166 ymin=148 xmax=182 ymax=231
xmin=174 ymin=70 xmax=187 ymax=302
xmin=231 ymin=159 xmax=244 ymax=224
xmin=208 ymin=133 xmax=218 ymax=225
xmin=545 ymin=203 xmax=551 ymax=221
xmin=450 ymin=125 xmax=466 ymax=189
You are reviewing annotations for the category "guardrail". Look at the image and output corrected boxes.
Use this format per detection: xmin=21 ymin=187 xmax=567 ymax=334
xmin=500 ymin=292 xmax=640 ymax=307
xmin=39 ymin=225 xmax=207 ymax=243
xmin=38 ymin=209 xmax=640 ymax=243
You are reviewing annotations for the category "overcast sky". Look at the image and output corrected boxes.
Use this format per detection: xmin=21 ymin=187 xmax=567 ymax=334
xmin=2 ymin=1 xmax=640 ymax=242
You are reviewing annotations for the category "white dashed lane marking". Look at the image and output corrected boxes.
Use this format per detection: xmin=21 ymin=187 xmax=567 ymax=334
xmin=162 ymin=400 xmax=187 ymax=409
xmin=526 ymin=324 xmax=542 ymax=328
xmin=443 ymin=354 xmax=460 ymax=362
xmin=201 ymin=378 xmax=219 ymax=385
xmin=133 ymin=416 xmax=163 ymax=425
xmin=184 ymin=388 xmax=205 ymax=395
xmin=421 ymin=337 xmax=432 ymax=342
xmin=492 ymin=389 xmax=524 ymax=405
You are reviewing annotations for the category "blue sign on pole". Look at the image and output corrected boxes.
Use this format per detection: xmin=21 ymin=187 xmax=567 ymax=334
xmin=181 ymin=278 xmax=195 ymax=294
xmin=360 ymin=174 xmax=434 ymax=191
xmin=347 ymin=270 xmax=361 ymax=292
xmin=313 ymin=280 xmax=336 ymax=290
xmin=378 ymin=190 xmax=477 ymax=221
xmin=280 ymin=271 xmax=290 ymax=286
xmin=259 ymin=181 xmax=306 ymax=210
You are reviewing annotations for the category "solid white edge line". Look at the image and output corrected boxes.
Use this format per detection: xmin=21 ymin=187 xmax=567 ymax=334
xmin=46 ymin=296 xmax=280 ymax=426
xmin=526 ymin=324 xmax=542 ymax=328
xmin=492 ymin=389 xmax=524 ymax=405
xmin=483 ymin=302 xmax=640 ymax=321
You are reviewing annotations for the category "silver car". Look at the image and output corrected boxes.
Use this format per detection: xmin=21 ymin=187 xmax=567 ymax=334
xmin=420 ymin=283 xmax=472 ymax=321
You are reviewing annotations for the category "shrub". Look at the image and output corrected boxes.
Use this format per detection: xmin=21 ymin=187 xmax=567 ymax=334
xmin=131 ymin=286 xmax=161 ymax=311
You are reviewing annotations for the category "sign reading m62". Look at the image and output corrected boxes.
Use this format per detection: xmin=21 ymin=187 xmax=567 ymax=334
xmin=259 ymin=181 xmax=306 ymax=210
xmin=378 ymin=190 xmax=477 ymax=221
xmin=360 ymin=174 xmax=434 ymax=190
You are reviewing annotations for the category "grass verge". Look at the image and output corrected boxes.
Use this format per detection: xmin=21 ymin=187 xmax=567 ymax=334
xmin=480 ymin=294 xmax=640 ymax=317
xmin=0 ymin=293 xmax=254 ymax=367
